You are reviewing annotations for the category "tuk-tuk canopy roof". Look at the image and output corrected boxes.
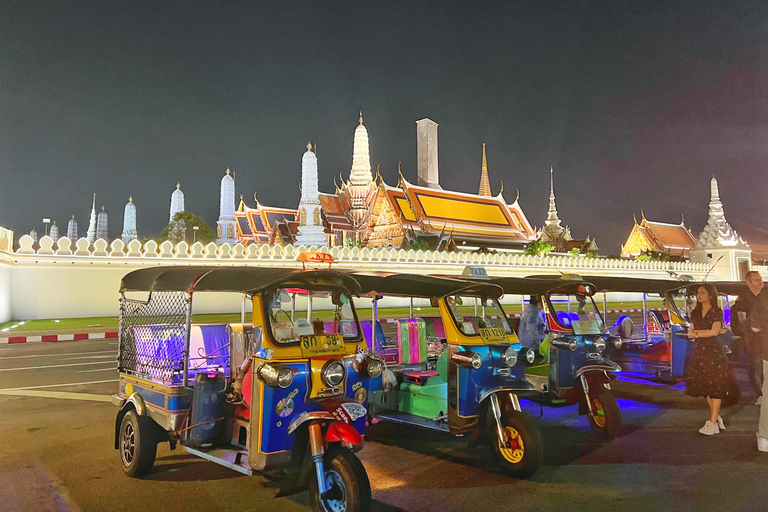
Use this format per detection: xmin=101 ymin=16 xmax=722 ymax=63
xmin=676 ymin=281 xmax=752 ymax=297
xmin=581 ymin=276 xmax=690 ymax=294
xmin=120 ymin=266 xmax=361 ymax=295
xmin=351 ymin=272 xmax=503 ymax=299
xmin=491 ymin=276 xmax=598 ymax=296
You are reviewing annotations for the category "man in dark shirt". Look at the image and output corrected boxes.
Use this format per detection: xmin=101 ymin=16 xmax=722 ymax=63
xmin=750 ymin=273 xmax=768 ymax=452
xmin=733 ymin=271 xmax=764 ymax=403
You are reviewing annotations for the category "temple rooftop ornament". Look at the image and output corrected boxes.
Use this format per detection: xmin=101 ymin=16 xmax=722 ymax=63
xmin=695 ymin=176 xmax=748 ymax=249
xmin=478 ymin=143 xmax=491 ymax=197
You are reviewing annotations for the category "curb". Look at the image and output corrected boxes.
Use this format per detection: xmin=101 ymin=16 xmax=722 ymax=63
xmin=0 ymin=332 xmax=118 ymax=344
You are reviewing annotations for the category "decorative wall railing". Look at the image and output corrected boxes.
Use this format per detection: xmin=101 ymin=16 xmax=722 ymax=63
xmin=11 ymin=234 xmax=712 ymax=275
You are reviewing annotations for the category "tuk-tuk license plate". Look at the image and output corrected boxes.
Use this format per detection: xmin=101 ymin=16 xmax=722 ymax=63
xmin=300 ymin=334 xmax=346 ymax=357
xmin=572 ymin=320 xmax=603 ymax=335
xmin=479 ymin=327 xmax=507 ymax=344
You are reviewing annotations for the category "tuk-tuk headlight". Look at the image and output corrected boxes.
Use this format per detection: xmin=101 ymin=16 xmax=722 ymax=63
xmin=568 ymin=339 xmax=578 ymax=351
xmin=502 ymin=346 xmax=518 ymax=367
xmin=451 ymin=351 xmax=483 ymax=369
xmin=612 ymin=337 xmax=623 ymax=349
xmin=322 ymin=360 xmax=346 ymax=388
xmin=525 ymin=348 xmax=536 ymax=364
xmin=257 ymin=363 xmax=294 ymax=388
xmin=366 ymin=358 xmax=383 ymax=379
xmin=594 ymin=339 xmax=606 ymax=353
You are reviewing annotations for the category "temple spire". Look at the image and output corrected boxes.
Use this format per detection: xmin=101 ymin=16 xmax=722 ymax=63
xmin=86 ymin=193 xmax=97 ymax=243
xmin=344 ymin=111 xmax=376 ymax=229
xmin=544 ymin=167 xmax=561 ymax=228
xmin=478 ymin=143 xmax=491 ymax=197
xmin=695 ymin=175 xmax=748 ymax=249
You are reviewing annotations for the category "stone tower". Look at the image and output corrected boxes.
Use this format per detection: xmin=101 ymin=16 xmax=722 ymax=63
xmin=295 ymin=142 xmax=327 ymax=247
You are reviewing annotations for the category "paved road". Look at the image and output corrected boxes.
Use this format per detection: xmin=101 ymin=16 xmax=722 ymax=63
xmin=1 ymin=340 xmax=768 ymax=512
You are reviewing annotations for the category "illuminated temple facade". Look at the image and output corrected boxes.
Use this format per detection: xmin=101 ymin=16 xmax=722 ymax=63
xmin=620 ymin=213 xmax=697 ymax=258
xmin=235 ymin=115 xmax=536 ymax=250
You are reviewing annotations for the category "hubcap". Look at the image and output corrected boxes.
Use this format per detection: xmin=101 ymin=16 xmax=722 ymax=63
xmin=498 ymin=426 xmax=524 ymax=464
xmin=592 ymin=398 xmax=606 ymax=428
xmin=121 ymin=421 xmax=136 ymax=467
xmin=320 ymin=469 xmax=347 ymax=512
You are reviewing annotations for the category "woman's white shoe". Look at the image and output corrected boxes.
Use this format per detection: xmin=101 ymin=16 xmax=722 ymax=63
xmin=717 ymin=415 xmax=725 ymax=430
xmin=699 ymin=420 xmax=720 ymax=436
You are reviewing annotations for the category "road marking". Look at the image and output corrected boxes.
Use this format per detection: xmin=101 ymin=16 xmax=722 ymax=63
xmin=0 ymin=379 xmax=118 ymax=391
xmin=0 ymin=361 xmax=115 ymax=372
xmin=0 ymin=350 xmax=115 ymax=361
xmin=0 ymin=389 xmax=112 ymax=402
xmin=77 ymin=367 xmax=118 ymax=373
xmin=60 ymin=354 xmax=115 ymax=361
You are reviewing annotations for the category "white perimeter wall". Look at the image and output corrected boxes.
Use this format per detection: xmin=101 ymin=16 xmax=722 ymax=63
xmin=0 ymin=234 xmax=727 ymax=322
xmin=0 ymin=259 xmax=12 ymax=323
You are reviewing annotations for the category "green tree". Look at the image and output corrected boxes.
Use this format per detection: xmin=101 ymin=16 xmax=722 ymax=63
xmin=568 ymin=248 xmax=581 ymax=257
xmin=524 ymin=240 xmax=554 ymax=257
xmin=408 ymin=240 xmax=430 ymax=251
xmin=161 ymin=212 xmax=216 ymax=244
xmin=344 ymin=238 xmax=365 ymax=248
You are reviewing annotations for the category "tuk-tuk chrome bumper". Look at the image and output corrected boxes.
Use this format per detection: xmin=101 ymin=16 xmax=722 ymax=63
xmin=574 ymin=359 xmax=622 ymax=378
xmin=479 ymin=374 xmax=538 ymax=403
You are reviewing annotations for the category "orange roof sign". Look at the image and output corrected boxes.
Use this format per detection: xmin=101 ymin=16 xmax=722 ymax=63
xmin=296 ymin=252 xmax=335 ymax=269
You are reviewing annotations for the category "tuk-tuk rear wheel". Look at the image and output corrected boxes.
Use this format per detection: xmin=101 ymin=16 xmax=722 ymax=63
xmin=119 ymin=409 xmax=158 ymax=477
xmin=310 ymin=447 xmax=371 ymax=512
xmin=586 ymin=387 xmax=622 ymax=439
xmin=487 ymin=409 xmax=543 ymax=479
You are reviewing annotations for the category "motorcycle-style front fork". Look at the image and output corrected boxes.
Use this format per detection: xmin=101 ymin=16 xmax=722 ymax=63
xmin=580 ymin=372 xmax=610 ymax=416
xmin=490 ymin=392 xmax=522 ymax=449
xmin=308 ymin=422 xmax=329 ymax=495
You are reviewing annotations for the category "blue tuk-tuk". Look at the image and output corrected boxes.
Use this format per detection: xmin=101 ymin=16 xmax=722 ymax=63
xmin=492 ymin=275 xmax=623 ymax=439
xmin=352 ymin=272 xmax=544 ymax=478
xmin=112 ymin=266 xmax=382 ymax=512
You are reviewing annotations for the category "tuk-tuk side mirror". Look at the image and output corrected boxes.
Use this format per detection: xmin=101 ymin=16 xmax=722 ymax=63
xmin=332 ymin=289 xmax=347 ymax=306
xmin=430 ymin=298 xmax=439 ymax=308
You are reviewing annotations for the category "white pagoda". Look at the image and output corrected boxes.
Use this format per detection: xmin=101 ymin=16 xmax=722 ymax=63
xmin=689 ymin=176 xmax=752 ymax=280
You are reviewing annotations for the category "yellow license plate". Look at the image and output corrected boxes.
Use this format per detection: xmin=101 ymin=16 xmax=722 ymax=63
xmin=300 ymin=334 xmax=346 ymax=357
xmin=479 ymin=327 xmax=508 ymax=344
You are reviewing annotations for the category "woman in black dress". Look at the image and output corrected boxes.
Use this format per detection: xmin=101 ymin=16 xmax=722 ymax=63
xmin=685 ymin=283 xmax=730 ymax=435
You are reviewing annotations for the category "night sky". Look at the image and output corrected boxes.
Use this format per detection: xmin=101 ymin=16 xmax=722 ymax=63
xmin=1 ymin=1 xmax=767 ymax=254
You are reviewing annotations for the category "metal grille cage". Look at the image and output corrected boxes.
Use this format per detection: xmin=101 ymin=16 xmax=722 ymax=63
xmin=118 ymin=291 xmax=190 ymax=385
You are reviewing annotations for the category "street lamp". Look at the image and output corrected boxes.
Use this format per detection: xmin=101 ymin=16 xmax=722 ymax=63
xmin=42 ymin=218 xmax=51 ymax=237
xmin=192 ymin=225 xmax=199 ymax=244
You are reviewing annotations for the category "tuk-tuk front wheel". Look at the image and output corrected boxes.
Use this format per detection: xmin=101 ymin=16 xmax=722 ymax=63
xmin=586 ymin=387 xmax=622 ymax=439
xmin=310 ymin=447 xmax=372 ymax=512
xmin=487 ymin=409 xmax=543 ymax=479
xmin=119 ymin=409 xmax=159 ymax=477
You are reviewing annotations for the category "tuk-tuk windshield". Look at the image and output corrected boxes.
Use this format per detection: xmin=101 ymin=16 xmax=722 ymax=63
xmin=267 ymin=287 xmax=360 ymax=345
xmin=547 ymin=293 xmax=605 ymax=332
xmin=446 ymin=295 xmax=514 ymax=337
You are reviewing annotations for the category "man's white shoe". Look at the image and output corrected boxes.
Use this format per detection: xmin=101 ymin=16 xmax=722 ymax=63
xmin=717 ymin=415 xmax=725 ymax=430
xmin=758 ymin=437 xmax=768 ymax=452
xmin=699 ymin=420 xmax=720 ymax=436
xmin=756 ymin=396 xmax=763 ymax=406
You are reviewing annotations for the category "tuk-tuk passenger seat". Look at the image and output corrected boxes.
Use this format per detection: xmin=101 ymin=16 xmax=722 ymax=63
xmin=396 ymin=319 xmax=428 ymax=366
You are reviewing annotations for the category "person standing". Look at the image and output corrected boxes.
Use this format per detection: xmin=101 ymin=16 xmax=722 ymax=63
xmin=752 ymin=279 xmax=768 ymax=452
xmin=518 ymin=295 xmax=547 ymax=352
xmin=732 ymin=271 xmax=764 ymax=403
xmin=684 ymin=283 xmax=731 ymax=435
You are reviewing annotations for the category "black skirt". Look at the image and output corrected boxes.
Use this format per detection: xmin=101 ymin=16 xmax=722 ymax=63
xmin=684 ymin=337 xmax=731 ymax=399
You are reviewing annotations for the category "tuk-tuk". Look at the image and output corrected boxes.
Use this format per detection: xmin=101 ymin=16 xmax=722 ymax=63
xmin=582 ymin=276 xmax=694 ymax=381
xmin=112 ymin=266 xmax=382 ymax=512
xmin=492 ymin=275 xmax=623 ymax=439
xmin=353 ymin=272 xmax=544 ymax=478
xmin=588 ymin=276 xmax=744 ymax=405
